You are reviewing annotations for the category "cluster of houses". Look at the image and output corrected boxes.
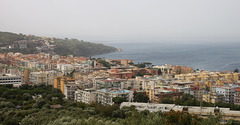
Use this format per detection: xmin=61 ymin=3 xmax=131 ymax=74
xmin=1 ymin=52 xmax=240 ymax=122
xmin=0 ymin=36 xmax=56 ymax=53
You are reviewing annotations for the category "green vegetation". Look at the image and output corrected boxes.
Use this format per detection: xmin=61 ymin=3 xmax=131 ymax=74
xmin=234 ymin=68 xmax=239 ymax=73
xmin=133 ymin=91 xmax=149 ymax=103
xmin=0 ymin=85 xmax=237 ymax=125
xmin=134 ymin=62 xmax=147 ymax=68
xmin=97 ymin=59 xmax=111 ymax=68
xmin=0 ymin=31 xmax=117 ymax=57
xmin=0 ymin=32 xmax=25 ymax=44
xmin=112 ymin=97 xmax=127 ymax=105
xmin=0 ymin=84 xmax=64 ymax=107
xmin=53 ymin=38 xmax=117 ymax=57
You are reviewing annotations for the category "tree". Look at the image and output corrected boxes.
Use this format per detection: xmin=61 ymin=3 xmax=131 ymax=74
xmin=134 ymin=63 xmax=146 ymax=68
xmin=19 ymin=84 xmax=31 ymax=90
xmin=234 ymin=68 xmax=239 ymax=73
xmin=98 ymin=60 xmax=110 ymax=68
xmin=23 ymin=93 xmax=32 ymax=101
xmin=133 ymin=91 xmax=149 ymax=103
xmin=158 ymin=69 xmax=162 ymax=75
xmin=112 ymin=97 xmax=127 ymax=105
xmin=128 ymin=62 xmax=134 ymax=65
xmin=33 ymin=99 xmax=46 ymax=109
xmin=144 ymin=62 xmax=152 ymax=67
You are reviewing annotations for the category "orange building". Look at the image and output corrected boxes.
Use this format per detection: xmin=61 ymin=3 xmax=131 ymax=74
xmin=23 ymin=69 xmax=30 ymax=83
xmin=54 ymin=76 xmax=75 ymax=94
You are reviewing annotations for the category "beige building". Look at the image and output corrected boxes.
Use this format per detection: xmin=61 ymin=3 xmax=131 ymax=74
xmin=29 ymin=70 xmax=57 ymax=85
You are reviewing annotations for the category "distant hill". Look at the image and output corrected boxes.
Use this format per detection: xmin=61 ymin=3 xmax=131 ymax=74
xmin=0 ymin=31 xmax=118 ymax=57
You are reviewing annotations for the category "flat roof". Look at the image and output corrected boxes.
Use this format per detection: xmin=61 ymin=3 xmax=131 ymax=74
xmin=99 ymin=89 xmax=131 ymax=93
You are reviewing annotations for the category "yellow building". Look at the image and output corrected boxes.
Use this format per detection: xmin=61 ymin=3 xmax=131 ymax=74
xmin=53 ymin=76 xmax=74 ymax=94
xmin=54 ymin=77 xmax=61 ymax=89
xmin=145 ymin=89 xmax=154 ymax=101
xmin=60 ymin=77 xmax=67 ymax=94
xmin=234 ymin=73 xmax=240 ymax=81
xmin=175 ymin=72 xmax=240 ymax=82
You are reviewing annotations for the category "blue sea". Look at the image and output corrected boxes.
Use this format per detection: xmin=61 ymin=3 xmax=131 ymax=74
xmin=93 ymin=42 xmax=240 ymax=71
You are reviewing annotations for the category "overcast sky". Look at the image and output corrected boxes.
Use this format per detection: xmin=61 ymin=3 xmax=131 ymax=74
xmin=0 ymin=0 xmax=240 ymax=42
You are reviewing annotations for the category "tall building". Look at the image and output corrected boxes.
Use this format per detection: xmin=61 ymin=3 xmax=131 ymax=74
xmin=64 ymin=83 xmax=79 ymax=101
xmin=23 ymin=69 xmax=30 ymax=83
xmin=54 ymin=76 xmax=76 ymax=94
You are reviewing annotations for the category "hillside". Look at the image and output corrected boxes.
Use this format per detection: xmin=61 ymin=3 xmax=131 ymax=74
xmin=0 ymin=31 xmax=118 ymax=57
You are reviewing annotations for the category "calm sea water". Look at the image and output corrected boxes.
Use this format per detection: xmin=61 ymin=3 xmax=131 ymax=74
xmin=94 ymin=42 xmax=240 ymax=71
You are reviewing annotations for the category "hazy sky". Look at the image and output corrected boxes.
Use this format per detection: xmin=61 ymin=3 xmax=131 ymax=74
xmin=1 ymin=0 xmax=240 ymax=42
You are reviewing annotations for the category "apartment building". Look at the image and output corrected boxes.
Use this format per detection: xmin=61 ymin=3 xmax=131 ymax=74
xmin=57 ymin=64 xmax=74 ymax=74
xmin=96 ymin=88 xmax=133 ymax=105
xmin=212 ymin=85 xmax=239 ymax=104
xmin=54 ymin=76 xmax=75 ymax=94
xmin=234 ymin=88 xmax=240 ymax=105
xmin=203 ymin=92 xmax=224 ymax=104
xmin=94 ymin=78 xmax=126 ymax=90
xmin=175 ymin=72 xmax=240 ymax=82
xmin=75 ymin=89 xmax=96 ymax=104
xmin=29 ymin=70 xmax=57 ymax=85
xmin=0 ymin=74 xmax=22 ymax=86
xmin=64 ymin=83 xmax=79 ymax=101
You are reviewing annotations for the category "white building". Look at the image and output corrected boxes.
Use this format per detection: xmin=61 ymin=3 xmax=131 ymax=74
xmin=0 ymin=74 xmax=22 ymax=86
xmin=64 ymin=83 xmax=79 ymax=101
xmin=57 ymin=64 xmax=74 ymax=74
xmin=212 ymin=85 xmax=238 ymax=104
xmin=96 ymin=88 xmax=134 ymax=105
xmin=152 ymin=64 xmax=172 ymax=74
xmin=75 ymin=89 xmax=96 ymax=104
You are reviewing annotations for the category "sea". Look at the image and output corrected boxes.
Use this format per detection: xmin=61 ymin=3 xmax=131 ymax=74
xmin=93 ymin=41 xmax=240 ymax=71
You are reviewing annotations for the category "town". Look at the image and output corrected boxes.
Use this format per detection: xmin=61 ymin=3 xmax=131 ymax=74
xmin=1 ymin=52 xmax=240 ymax=123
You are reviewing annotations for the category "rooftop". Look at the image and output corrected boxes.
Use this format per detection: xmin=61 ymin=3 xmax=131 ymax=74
xmin=99 ymin=89 xmax=131 ymax=93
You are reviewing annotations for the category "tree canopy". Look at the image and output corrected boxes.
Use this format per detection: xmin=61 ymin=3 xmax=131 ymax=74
xmin=0 ymin=85 xmax=235 ymax=125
